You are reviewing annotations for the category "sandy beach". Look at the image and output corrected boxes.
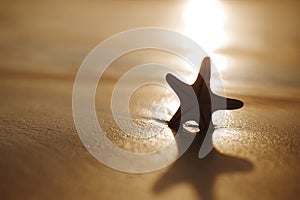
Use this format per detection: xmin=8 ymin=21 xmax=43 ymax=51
xmin=0 ymin=0 xmax=299 ymax=199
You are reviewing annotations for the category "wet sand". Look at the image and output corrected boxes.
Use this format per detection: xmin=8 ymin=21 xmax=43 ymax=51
xmin=0 ymin=0 xmax=299 ymax=200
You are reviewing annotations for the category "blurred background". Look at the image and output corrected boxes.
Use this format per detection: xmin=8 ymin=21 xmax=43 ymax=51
xmin=0 ymin=0 xmax=299 ymax=200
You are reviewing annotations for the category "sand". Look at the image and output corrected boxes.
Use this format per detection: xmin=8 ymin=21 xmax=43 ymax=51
xmin=0 ymin=0 xmax=299 ymax=200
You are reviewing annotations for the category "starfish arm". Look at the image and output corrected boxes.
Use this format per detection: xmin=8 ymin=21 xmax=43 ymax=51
xmin=211 ymin=93 xmax=244 ymax=111
xmin=193 ymin=56 xmax=211 ymax=91
xmin=226 ymin=97 xmax=244 ymax=110
xmin=166 ymin=73 xmax=200 ymax=130
xmin=168 ymin=107 xmax=181 ymax=130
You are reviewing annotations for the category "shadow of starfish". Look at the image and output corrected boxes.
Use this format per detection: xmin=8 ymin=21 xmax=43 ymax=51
xmin=153 ymin=133 xmax=254 ymax=200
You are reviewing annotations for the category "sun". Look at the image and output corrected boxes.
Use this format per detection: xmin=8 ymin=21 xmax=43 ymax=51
xmin=183 ymin=0 xmax=228 ymax=71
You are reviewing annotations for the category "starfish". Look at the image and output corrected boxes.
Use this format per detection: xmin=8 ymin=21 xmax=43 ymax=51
xmin=166 ymin=57 xmax=244 ymax=156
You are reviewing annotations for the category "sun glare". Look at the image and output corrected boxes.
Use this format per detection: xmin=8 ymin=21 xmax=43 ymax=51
xmin=183 ymin=0 xmax=227 ymax=71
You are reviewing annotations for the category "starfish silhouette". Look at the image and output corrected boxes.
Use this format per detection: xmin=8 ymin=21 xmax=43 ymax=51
xmin=153 ymin=57 xmax=250 ymax=199
xmin=166 ymin=57 xmax=244 ymax=157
